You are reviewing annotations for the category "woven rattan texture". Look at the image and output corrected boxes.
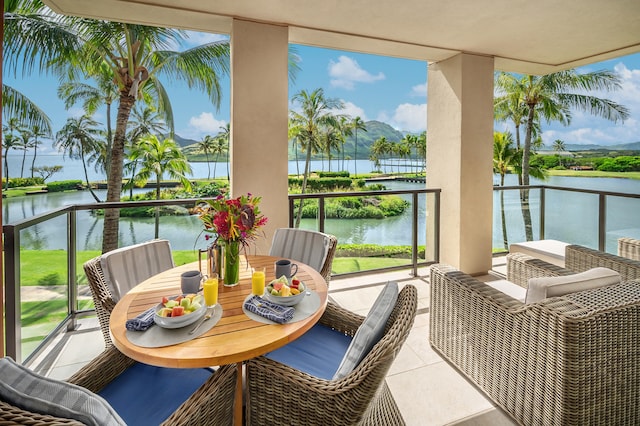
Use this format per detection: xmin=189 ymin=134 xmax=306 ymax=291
xmin=83 ymin=257 xmax=116 ymax=347
xmin=0 ymin=399 xmax=85 ymax=425
xmin=245 ymin=285 xmax=417 ymax=425
xmin=618 ymin=237 xmax=640 ymax=261
xmin=566 ymin=244 xmax=640 ymax=282
xmin=430 ymin=263 xmax=640 ymax=426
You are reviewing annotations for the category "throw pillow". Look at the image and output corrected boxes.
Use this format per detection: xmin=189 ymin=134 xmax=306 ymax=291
xmin=526 ymin=267 xmax=620 ymax=304
xmin=332 ymin=281 xmax=399 ymax=380
xmin=0 ymin=357 xmax=126 ymax=426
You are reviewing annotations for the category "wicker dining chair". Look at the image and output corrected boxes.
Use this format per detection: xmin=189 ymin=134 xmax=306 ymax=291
xmin=83 ymin=239 xmax=174 ymax=346
xmin=268 ymin=228 xmax=338 ymax=284
xmin=1 ymin=346 xmax=237 ymax=426
xmin=245 ymin=284 xmax=417 ymax=425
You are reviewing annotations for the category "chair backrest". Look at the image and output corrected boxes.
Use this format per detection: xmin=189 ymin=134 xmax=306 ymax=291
xmin=566 ymin=244 xmax=640 ymax=282
xmin=83 ymin=239 xmax=174 ymax=346
xmin=268 ymin=228 xmax=337 ymax=283
xmin=100 ymin=239 xmax=174 ymax=301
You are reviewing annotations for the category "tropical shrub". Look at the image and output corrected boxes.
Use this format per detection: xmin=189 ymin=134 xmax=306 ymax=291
xmin=46 ymin=180 xmax=83 ymax=192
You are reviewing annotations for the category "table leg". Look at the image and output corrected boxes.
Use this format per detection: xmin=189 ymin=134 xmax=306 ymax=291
xmin=234 ymin=363 xmax=243 ymax=426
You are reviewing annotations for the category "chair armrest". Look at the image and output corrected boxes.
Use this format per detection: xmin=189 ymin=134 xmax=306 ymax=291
xmin=66 ymin=345 xmax=135 ymax=393
xmin=567 ymin=244 xmax=640 ymax=281
xmin=317 ymin=300 xmax=364 ymax=337
xmin=0 ymin=400 xmax=85 ymax=425
xmin=506 ymin=252 xmax=573 ymax=288
xmin=619 ymin=237 xmax=640 ymax=261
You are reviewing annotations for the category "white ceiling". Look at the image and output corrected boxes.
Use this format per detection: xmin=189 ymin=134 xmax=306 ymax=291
xmin=45 ymin=0 xmax=640 ymax=75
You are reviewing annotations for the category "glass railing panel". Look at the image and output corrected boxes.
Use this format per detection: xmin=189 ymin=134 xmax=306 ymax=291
xmin=543 ymin=189 xmax=599 ymax=247
xmin=605 ymin=195 xmax=640 ymax=254
xmin=492 ymin=187 xmax=542 ymax=250
xmin=18 ymin=215 xmax=70 ymax=360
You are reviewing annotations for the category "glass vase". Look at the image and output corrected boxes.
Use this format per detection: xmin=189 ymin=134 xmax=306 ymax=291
xmin=223 ymin=240 xmax=240 ymax=286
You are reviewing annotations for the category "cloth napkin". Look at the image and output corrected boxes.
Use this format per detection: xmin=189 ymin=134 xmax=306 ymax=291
xmin=125 ymin=306 xmax=156 ymax=331
xmin=243 ymin=295 xmax=295 ymax=324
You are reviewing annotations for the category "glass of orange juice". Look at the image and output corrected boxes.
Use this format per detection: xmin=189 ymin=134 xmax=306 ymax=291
xmin=251 ymin=267 xmax=266 ymax=296
xmin=203 ymin=273 xmax=219 ymax=306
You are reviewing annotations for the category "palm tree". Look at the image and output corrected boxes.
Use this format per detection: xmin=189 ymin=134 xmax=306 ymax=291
xmin=29 ymin=124 xmax=51 ymax=178
xmin=127 ymin=135 xmax=192 ymax=238
xmin=17 ymin=129 xmax=32 ymax=178
xmin=493 ymin=131 xmax=520 ymax=250
xmin=289 ymin=88 xmax=343 ymax=227
xmin=215 ymin=123 xmax=231 ymax=181
xmin=320 ymin=126 xmax=342 ymax=172
xmin=58 ymin=65 xmax=119 ymax=175
xmin=2 ymin=133 xmax=20 ymax=187
xmin=337 ymin=116 xmax=353 ymax=172
xmin=351 ymin=116 xmax=367 ymax=177
xmin=197 ymin=135 xmax=217 ymax=180
xmin=552 ymin=139 xmax=566 ymax=153
xmin=54 ymin=115 xmax=103 ymax=202
xmin=495 ymin=69 xmax=629 ymax=240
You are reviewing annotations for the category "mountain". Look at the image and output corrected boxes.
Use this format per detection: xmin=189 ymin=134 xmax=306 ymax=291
xmin=164 ymin=133 xmax=200 ymax=147
xmin=546 ymin=141 xmax=640 ymax=152
xmin=342 ymin=120 xmax=404 ymax=159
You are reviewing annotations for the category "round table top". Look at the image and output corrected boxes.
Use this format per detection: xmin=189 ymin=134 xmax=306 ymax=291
xmin=109 ymin=254 xmax=328 ymax=368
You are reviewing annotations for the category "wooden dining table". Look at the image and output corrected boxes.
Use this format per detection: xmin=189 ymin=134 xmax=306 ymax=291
xmin=109 ymin=254 xmax=328 ymax=425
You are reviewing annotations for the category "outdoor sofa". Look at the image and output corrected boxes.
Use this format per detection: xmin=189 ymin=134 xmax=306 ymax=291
xmin=430 ymin=256 xmax=640 ymax=425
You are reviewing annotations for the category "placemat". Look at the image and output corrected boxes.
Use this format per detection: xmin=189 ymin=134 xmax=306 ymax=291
xmin=126 ymin=304 xmax=223 ymax=348
xmin=243 ymin=291 xmax=321 ymax=325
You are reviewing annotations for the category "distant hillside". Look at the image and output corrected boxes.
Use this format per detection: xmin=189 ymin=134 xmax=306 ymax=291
xmin=164 ymin=133 xmax=200 ymax=147
xmin=547 ymin=141 xmax=640 ymax=152
xmin=333 ymin=120 xmax=404 ymax=160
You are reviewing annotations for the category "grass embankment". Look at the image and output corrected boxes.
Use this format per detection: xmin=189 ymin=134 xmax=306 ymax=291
xmin=546 ymin=169 xmax=640 ymax=180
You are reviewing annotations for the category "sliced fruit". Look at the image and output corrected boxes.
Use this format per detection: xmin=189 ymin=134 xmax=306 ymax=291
xmin=171 ymin=306 xmax=185 ymax=317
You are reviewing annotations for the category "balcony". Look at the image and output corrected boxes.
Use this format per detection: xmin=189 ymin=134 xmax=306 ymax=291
xmin=3 ymin=184 xmax=639 ymax=425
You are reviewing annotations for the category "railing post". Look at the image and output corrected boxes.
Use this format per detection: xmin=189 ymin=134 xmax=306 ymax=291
xmin=411 ymin=192 xmax=418 ymax=277
xmin=288 ymin=198 xmax=294 ymax=228
xmin=540 ymin=187 xmax=545 ymax=240
xmin=4 ymin=225 xmax=21 ymax=361
xmin=599 ymin=193 xmax=606 ymax=251
xmin=434 ymin=191 xmax=440 ymax=263
xmin=67 ymin=210 xmax=77 ymax=331
xmin=318 ymin=197 xmax=325 ymax=233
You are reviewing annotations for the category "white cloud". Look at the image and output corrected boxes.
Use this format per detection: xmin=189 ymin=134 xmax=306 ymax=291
xmin=182 ymin=112 xmax=227 ymax=139
xmin=389 ymin=103 xmax=427 ymax=132
xmin=411 ymin=82 xmax=427 ymax=97
xmin=182 ymin=31 xmax=229 ymax=47
xmin=328 ymin=56 xmax=385 ymax=90
xmin=336 ymin=101 xmax=367 ymax=121
xmin=66 ymin=106 xmax=86 ymax=119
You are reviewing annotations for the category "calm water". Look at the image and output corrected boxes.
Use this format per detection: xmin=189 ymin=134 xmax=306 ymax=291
xmin=4 ymin=154 xmax=640 ymax=252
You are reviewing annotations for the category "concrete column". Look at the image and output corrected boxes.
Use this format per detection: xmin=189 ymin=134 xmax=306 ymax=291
xmin=230 ymin=19 xmax=289 ymax=254
xmin=426 ymin=53 xmax=494 ymax=274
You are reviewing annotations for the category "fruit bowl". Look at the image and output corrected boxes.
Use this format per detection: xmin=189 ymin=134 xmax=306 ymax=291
xmin=264 ymin=277 xmax=307 ymax=306
xmin=154 ymin=294 xmax=206 ymax=329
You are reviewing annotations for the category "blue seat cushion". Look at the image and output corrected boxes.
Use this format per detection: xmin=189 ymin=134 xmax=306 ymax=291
xmin=265 ymin=324 xmax=352 ymax=380
xmin=98 ymin=363 xmax=212 ymax=426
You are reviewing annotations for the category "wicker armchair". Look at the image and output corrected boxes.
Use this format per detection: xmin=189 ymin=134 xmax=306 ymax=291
xmin=618 ymin=237 xmax=640 ymax=261
xmin=83 ymin=239 xmax=174 ymax=346
xmin=245 ymin=285 xmax=418 ymax=425
xmin=1 ymin=346 xmax=237 ymax=426
xmin=268 ymin=228 xmax=338 ymax=284
xmin=430 ymin=263 xmax=640 ymax=426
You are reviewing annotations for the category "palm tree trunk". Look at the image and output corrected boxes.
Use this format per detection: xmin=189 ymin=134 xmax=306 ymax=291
xmin=295 ymin=144 xmax=313 ymax=228
xmin=206 ymin=151 xmax=211 ymax=180
xmin=80 ymin=148 xmax=101 ymax=203
xmin=519 ymin=104 xmax=535 ymax=241
xmin=103 ymin=92 xmax=136 ymax=253
xmin=354 ymin=131 xmax=358 ymax=177
xmin=21 ymin=148 xmax=27 ymax=178
xmin=213 ymin=153 xmax=218 ymax=179
xmin=31 ymin=138 xmax=38 ymax=179
xmin=500 ymin=173 xmax=508 ymax=250
xmin=106 ymin=102 xmax=113 ymax=179
xmin=3 ymin=147 xmax=10 ymax=186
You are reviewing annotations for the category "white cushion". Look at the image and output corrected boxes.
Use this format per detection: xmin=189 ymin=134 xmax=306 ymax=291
xmin=332 ymin=282 xmax=398 ymax=380
xmin=510 ymin=239 xmax=569 ymax=267
xmin=101 ymin=239 xmax=174 ymax=301
xmin=525 ymin=267 xmax=621 ymax=304
xmin=0 ymin=357 xmax=126 ymax=426
xmin=485 ymin=279 xmax=526 ymax=302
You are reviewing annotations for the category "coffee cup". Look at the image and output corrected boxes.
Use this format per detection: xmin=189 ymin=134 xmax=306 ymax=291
xmin=180 ymin=270 xmax=202 ymax=294
xmin=274 ymin=259 xmax=298 ymax=280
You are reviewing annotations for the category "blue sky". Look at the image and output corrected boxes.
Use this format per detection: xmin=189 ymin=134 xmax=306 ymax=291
xmin=5 ymin=30 xmax=640 ymax=153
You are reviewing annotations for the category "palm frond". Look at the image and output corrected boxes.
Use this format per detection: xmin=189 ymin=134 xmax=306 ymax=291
xmin=2 ymin=85 xmax=53 ymax=133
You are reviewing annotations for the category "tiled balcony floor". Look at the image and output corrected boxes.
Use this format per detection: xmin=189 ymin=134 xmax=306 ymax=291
xmin=30 ymin=257 xmax=516 ymax=426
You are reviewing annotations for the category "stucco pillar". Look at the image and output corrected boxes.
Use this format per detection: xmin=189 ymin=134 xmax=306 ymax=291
xmin=230 ymin=19 xmax=289 ymax=254
xmin=426 ymin=53 xmax=494 ymax=274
